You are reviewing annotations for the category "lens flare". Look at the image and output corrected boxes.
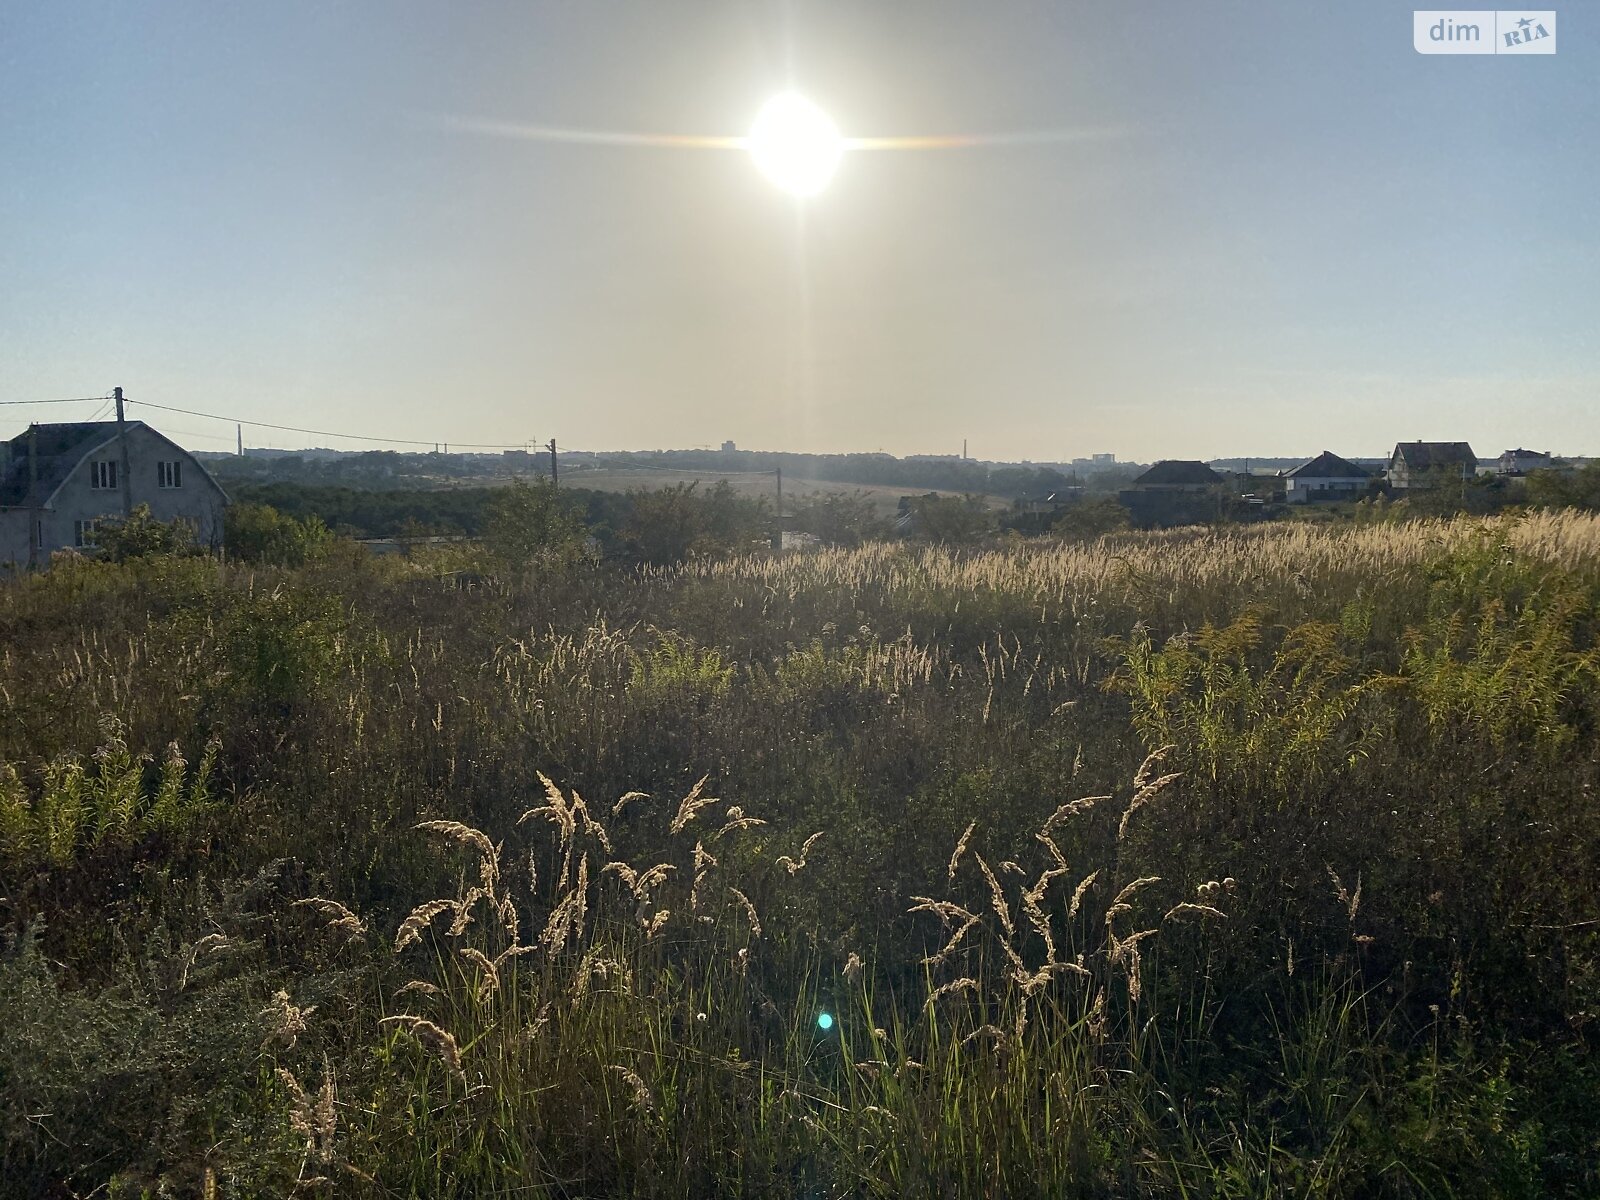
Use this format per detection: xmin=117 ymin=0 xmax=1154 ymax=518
xmin=748 ymin=93 xmax=844 ymax=197
xmin=816 ymin=1011 xmax=835 ymax=1031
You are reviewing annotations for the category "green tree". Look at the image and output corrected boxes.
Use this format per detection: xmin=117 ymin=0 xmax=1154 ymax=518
xmin=483 ymin=479 xmax=588 ymax=569
xmin=785 ymin=490 xmax=888 ymax=547
xmin=1524 ymin=463 xmax=1600 ymax=511
xmin=622 ymin=481 xmax=769 ymax=565
xmin=903 ymin=493 xmax=995 ymax=544
xmin=224 ymin=503 xmax=333 ymax=566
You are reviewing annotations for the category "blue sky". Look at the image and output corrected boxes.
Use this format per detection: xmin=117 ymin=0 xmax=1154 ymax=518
xmin=2 ymin=2 xmax=1595 ymax=460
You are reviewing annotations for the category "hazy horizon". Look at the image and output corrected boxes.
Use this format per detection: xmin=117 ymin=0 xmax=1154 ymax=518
xmin=4 ymin=2 xmax=1596 ymax=460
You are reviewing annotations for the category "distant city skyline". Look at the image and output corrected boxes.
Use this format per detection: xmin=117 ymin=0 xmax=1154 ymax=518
xmin=4 ymin=3 xmax=1596 ymax=460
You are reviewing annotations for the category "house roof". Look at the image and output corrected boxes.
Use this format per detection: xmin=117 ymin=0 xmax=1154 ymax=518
xmin=0 ymin=422 xmax=128 ymax=507
xmin=1391 ymin=441 xmax=1477 ymax=470
xmin=0 ymin=419 xmax=228 ymax=511
xmin=1133 ymin=460 xmax=1224 ymax=487
xmin=1285 ymin=451 xmax=1370 ymax=480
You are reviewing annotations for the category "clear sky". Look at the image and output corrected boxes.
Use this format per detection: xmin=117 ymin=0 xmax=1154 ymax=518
xmin=3 ymin=2 xmax=1596 ymax=461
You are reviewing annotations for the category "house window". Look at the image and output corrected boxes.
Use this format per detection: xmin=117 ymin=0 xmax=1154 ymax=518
xmin=157 ymin=460 xmax=183 ymax=489
xmin=74 ymin=519 xmax=99 ymax=548
xmin=34 ymin=520 xmax=44 ymax=549
xmin=90 ymin=460 xmax=118 ymax=490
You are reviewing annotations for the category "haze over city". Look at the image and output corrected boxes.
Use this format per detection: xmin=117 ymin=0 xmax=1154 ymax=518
xmin=3 ymin=2 xmax=1596 ymax=459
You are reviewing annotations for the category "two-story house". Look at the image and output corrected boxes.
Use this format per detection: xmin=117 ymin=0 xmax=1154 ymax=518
xmin=1496 ymin=448 xmax=1554 ymax=476
xmin=1386 ymin=441 xmax=1478 ymax=490
xmin=0 ymin=421 xmax=228 ymax=569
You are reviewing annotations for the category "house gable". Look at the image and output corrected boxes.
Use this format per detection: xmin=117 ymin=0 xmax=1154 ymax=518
xmin=1286 ymin=451 xmax=1369 ymax=480
xmin=1 ymin=421 xmax=230 ymax=565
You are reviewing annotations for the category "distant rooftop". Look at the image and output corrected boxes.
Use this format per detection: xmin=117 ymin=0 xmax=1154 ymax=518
xmin=1134 ymin=459 xmax=1224 ymax=487
xmin=1285 ymin=451 xmax=1370 ymax=480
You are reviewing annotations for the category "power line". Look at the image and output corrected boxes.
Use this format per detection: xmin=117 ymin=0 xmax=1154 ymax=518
xmin=124 ymin=397 xmax=527 ymax=450
xmin=0 ymin=395 xmax=111 ymax=407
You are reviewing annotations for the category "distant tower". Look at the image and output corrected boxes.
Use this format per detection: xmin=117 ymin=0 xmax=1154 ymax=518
xmin=962 ymin=438 xmax=968 ymax=461
xmin=237 ymin=423 xmax=243 ymax=456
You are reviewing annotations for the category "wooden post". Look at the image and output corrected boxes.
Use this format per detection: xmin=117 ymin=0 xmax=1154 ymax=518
xmin=27 ymin=425 xmax=38 ymax=569
xmin=114 ymin=386 xmax=132 ymax=518
xmin=773 ymin=466 xmax=783 ymax=554
xmin=548 ymin=438 xmax=558 ymax=486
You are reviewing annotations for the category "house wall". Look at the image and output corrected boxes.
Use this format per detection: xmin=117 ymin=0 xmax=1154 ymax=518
xmin=1286 ymin=477 xmax=1368 ymax=503
xmin=0 ymin=511 xmax=31 ymax=568
xmin=1388 ymin=460 xmax=1475 ymax=490
xmin=1 ymin=426 xmax=226 ymax=569
xmin=1119 ymin=490 xmax=1224 ymax=528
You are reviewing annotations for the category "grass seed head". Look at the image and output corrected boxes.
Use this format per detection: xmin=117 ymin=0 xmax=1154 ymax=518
xmin=380 ymin=1015 xmax=463 ymax=1076
xmin=394 ymin=899 xmax=454 ymax=953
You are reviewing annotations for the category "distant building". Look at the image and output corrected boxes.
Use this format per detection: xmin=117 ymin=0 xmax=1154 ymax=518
xmin=1120 ymin=461 xmax=1227 ymax=528
xmin=1129 ymin=460 xmax=1225 ymax=491
xmin=0 ymin=421 xmax=228 ymax=569
xmin=1386 ymin=441 xmax=1478 ymax=489
xmin=1092 ymin=453 xmax=1115 ymax=465
xmin=721 ymin=440 xmax=737 ymax=453
xmin=1284 ymin=451 xmax=1372 ymax=504
xmin=1497 ymin=448 xmax=1553 ymax=476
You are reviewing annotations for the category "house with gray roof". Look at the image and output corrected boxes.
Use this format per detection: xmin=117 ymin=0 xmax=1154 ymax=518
xmin=1496 ymin=448 xmax=1554 ymax=476
xmin=1386 ymin=441 xmax=1478 ymax=490
xmin=0 ymin=421 xmax=227 ymax=569
xmin=1120 ymin=460 xmax=1227 ymax=527
xmin=1129 ymin=460 xmax=1226 ymax=491
xmin=1284 ymin=451 xmax=1371 ymax=504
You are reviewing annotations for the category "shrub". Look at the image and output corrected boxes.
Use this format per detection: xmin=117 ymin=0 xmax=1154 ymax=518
xmin=224 ymin=502 xmax=333 ymax=566
xmin=91 ymin=504 xmax=194 ymax=562
xmin=482 ymin=478 xmax=588 ymax=570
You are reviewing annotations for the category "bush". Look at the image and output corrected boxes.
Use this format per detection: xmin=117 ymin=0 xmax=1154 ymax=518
xmin=901 ymin=493 xmax=995 ymax=543
xmin=224 ymin=503 xmax=333 ymax=566
xmin=91 ymin=504 xmax=194 ymax=562
xmin=483 ymin=478 xmax=588 ymax=570
xmin=622 ymin=481 xmax=770 ymax=564
xmin=786 ymin=491 xmax=888 ymax=547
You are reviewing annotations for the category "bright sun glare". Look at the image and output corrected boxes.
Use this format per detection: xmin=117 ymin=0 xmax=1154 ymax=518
xmin=747 ymin=93 xmax=844 ymax=197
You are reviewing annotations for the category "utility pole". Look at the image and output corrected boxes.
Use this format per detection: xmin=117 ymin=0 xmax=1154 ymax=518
xmin=114 ymin=386 xmax=132 ymax=518
xmin=548 ymin=438 xmax=558 ymax=486
xmin=27 ymin=424 xmax=38 ymax=569
xmin=236 ymin=423 xmax=243 ymax=457
xmin=773 ymin=466 xmax=783 ymax=554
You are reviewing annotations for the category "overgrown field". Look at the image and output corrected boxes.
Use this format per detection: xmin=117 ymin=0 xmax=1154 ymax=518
xmin=3 ymin=513 xmax=1599 ymax=1197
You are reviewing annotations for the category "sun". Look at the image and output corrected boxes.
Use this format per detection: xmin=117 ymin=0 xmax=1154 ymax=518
xmin=747 ymin=93 xmax=844 ymax=197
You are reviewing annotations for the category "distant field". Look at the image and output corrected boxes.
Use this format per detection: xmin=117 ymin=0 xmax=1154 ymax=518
xmin=551 ymin=467 xmax=1005 ymax=515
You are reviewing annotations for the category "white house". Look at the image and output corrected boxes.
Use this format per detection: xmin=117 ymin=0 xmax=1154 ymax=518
xmin=0 ymin=421 xmax=228 ymax=569
xmin=1284 ymin=451 xmax=1372 ymax=504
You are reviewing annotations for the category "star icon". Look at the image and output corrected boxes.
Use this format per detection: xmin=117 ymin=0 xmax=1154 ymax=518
xmin=1518 ymin=16 xmax=1533 ymax=29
